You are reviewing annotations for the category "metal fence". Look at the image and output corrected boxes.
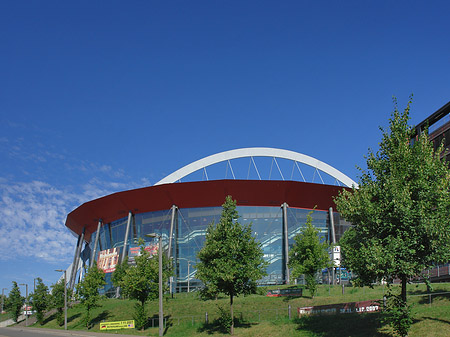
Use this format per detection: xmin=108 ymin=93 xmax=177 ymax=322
xmin=148 ymin=291 xmax=450 ymax=328
xmin=409 ymin=291 xmax=450 ymax=306
xmin=149 ymin=305 xmax=295 ymax=328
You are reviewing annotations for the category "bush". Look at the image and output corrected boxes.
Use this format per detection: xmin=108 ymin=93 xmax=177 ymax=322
xmin=133 ymin=302 xmax=147 ymax=330
xmin=216 ymin=305 xmax=232 ymax=333
xmin=384 ymin=294 xmax=413 ymax=337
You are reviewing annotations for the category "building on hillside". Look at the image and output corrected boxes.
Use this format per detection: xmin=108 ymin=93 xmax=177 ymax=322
xmin=414 ymin=100 xmax=450 ymax=162
xmin=413 ymin=100 xmax=450 ymax=282
xmin=64 ymin=147 xmax=357 ymax=295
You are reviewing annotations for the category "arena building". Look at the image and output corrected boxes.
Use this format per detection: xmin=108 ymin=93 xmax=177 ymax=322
xmin=64 ymin=148 xmax=357 ymax=294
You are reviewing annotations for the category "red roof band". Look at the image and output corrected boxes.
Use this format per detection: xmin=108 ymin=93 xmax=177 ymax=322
xmin=65 ymin=179 xmax=349 ymax=241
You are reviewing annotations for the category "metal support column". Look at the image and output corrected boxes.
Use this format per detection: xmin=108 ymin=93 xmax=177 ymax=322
xmin=329 ymin=207 xmax=336 ymax=244
xmin=121 ymin=212 xmax=133 ymax=264
xmin=329 ymin=207 xmax=336 ymax=285
xmin=168 ymin=205 xmax=177 ymax=259
xmin=69 ymin=227 xmax=85 ymax=290
xmin=90 ymin=220 xmax=102 ymax=268
xmin=282 ymin=202 xmax=290 ymax=284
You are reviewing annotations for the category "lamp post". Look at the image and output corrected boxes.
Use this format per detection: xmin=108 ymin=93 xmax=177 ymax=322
xmin=19 ymin=283 xmax=28 ymax=327
xmin=176 ymin=258 xmax=194 ymax=293
xmin=33 ymin=277 xmax=40 ymax=292
xmin=145 ymin=233 xmax=163 ymax=337
xmin=55 ymin=269 xmax=67 ymax=330
xmin=1 ymin=288 xmax=7 ymax=314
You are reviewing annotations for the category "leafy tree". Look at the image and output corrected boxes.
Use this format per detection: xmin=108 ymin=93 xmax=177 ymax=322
xmin=288 ymin=210 xmax=330 ymax=298
xmin=51 ymin=279 xmax=72 ymax=327
xmin=196 ymin=196 xmax=267 ymax=335
xmin=8 ymin=282 xmax=24 ymax=322
xmin=334 ymin=97 xmax=450 ymax=336
xmin=76 ymin=265 xmax=106 ymax=328
xmin=117 ymin=238 xmax=172 ymax=330
xmin=111 ymin=256 xmax=130 ymax=298
xmin=30 ymin=278 xmax=49 ymax=325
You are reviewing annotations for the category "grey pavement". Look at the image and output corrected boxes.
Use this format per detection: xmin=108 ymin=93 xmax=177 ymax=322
xmin=0 ymin=315 xmax=26 ymax=328
xmin=0 ymin=327 xmax=145 ymax=337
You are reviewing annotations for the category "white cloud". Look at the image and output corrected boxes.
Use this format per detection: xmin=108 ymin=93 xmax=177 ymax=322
xmin=0 ymin=132 xmax=151 ymax=265
xmin=0 ymin=180 xmax=76 ymax=263
xmin=0 ymin=177 xmax=142 ymax=264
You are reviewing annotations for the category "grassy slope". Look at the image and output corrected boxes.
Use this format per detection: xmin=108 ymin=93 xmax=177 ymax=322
xmin=30 ymin=283 xmax=450 ymax=336
xmin=0 ymin=312 xmax=9 ymax=323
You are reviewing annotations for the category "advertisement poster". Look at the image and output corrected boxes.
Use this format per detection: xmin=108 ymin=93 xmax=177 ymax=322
xmin=129 ymin=243 xmax=158 ymax=258
xmin=97 ymin=248 xmax=120 ymax=273
xmin=298 ymin=300 xmax=381 ymax=316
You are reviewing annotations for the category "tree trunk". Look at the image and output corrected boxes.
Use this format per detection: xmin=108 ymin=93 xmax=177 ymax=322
xmin=230 ymin=293 xmax=234 ymax=335
xmin=401 ymin=276 xmax=407 ymax=303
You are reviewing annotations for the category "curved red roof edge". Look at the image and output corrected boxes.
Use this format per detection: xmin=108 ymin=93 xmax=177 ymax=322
xmin=65 ymin=179 xmax=350 ymax=242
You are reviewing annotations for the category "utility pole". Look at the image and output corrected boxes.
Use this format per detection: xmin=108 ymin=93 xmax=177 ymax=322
xmin=55 ymin=269 xmax=67 ymax=330
xmin=19 ymin=283 xmax=28 ymax=326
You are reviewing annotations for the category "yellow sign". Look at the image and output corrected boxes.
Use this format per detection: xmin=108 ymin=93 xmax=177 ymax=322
xmin=100 ymin=320 xmax=135 ymax=330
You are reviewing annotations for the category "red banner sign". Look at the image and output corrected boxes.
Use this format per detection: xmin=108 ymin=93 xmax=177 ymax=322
xmin=97 ymin=248 xmax=120 ymax=273
xmin=298 ymin=300 xmax=381 ymax=316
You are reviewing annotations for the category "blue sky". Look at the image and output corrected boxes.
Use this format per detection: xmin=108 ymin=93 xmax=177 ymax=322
xmin=1 ymin=1 xmax=449 ymax=295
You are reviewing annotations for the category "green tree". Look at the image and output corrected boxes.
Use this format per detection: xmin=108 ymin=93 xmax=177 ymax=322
xmin=76 ymin=265 xmax=106 ymax=328
xmin=8 ymin=282 xmax=24 ymax=322
xmin=111 ymin=256 xmax=129 ymax=298
xmin=117 ymin=238 xmax=172 ymax=330
xmin=51 ymin=279 xmax=72 ymax=327
xmin=196 ymin=196 xmax=267 ymax=335
xmin=30 ymin=278 xmax=49 ymax=325
xmin=288 ymin=210 xmax=330 ymax=298
xmin=334 ymin=97 xmax=450 ymax=337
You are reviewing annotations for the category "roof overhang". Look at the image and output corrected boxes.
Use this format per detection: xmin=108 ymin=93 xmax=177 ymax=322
xmin=65 ymin=179 xmax=350 ymax=242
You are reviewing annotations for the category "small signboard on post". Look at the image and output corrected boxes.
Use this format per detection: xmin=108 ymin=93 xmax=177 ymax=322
xmin=100 ymin=320 xmax=135 ymax=330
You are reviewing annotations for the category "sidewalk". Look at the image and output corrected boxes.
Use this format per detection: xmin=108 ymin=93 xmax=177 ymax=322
xmin=0 ymin=314 xmax=25 ymax=327
xmin=4 ymin=326 xmax=145 ymax=337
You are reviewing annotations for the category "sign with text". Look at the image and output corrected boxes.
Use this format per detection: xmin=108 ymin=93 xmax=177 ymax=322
xmin=97 ymin=248 xmax=120 ymax=273
xmin=100 ymin=320 xmax=135 ymax=330
xmin=129 ymin=243 xmax=158 ymax=258
xmin=298 ymin=300 xmax=381 ymax=316
xmin=329 ymin=245 xmax=341 ymax=266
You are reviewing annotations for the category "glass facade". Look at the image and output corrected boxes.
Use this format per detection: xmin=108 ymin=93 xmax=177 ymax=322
xmin=89 ymin=205 xmax=346 ymax=294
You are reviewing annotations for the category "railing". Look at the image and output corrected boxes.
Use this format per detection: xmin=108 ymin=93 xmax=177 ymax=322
xmin=148 ymin=306 xmax=294 ymax=328
xmin=144 ymin=291 xmax=450 ymax=329
xmin=409 ymin=291 xmax=450 ymax=307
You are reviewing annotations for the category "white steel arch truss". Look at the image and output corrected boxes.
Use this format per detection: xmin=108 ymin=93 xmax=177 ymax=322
xmin=155 ymin=147 xmax=358 ymax=188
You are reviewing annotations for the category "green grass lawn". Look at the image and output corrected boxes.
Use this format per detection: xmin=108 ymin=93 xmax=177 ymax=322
xmin=0 ymin=312 xmax=9 ymax=323
xmin=29 ymin=283 xmax=450 ymax=336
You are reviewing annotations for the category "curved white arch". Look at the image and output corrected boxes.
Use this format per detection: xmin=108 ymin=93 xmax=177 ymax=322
xmin=155 ymin=147 xmax=358 ymax=188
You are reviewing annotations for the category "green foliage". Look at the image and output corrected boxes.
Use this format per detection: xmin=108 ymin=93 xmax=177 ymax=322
xmin=76 ymin=265 xmax=106 ymax=328
xmin=196 ymin=195 xmax=267 ymax=334
xmin=111 ymin=256 xmax=129 ymax=297
xmin=383 ymin=287 xmax=413 ymax=337
xmin=51 ymin=279 xmax=72 ymax=326
xmin=334 ymin=96 xmax=450 ymax=337
xmin=288 ymin=210 xmax=330 ymax=298
xmin=30 ymin=277 xmax=49 ymax=325
xmin=132 ymin=302 xmax=147 ymax=331
xmin=216 ymin=304 xmax=232 ymax=333
xmin=8 ymin=282 xmax=24 ymax=322
xmin=117 ymin=238 xmax=172 ymax=330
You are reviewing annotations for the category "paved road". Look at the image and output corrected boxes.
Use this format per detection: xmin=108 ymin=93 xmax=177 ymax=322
xmin=0 ymin=327 xmax=140 ymax=337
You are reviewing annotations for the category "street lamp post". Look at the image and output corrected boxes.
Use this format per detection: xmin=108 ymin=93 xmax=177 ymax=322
xmin=1 ymin=288 xmax=7 ymax=314
xmin=33 ymin=278 xmax=39 ymax=292
xmin=187 ymin=262 xmax=190 ymax=293
xmin=176 ymin=258 xmax=194 ymax=293
xmin=145 ymin=233 xmax=163 ymax=337
xmin=19 ymin=283 xmax=28 ymax=327
xmin=55 ymin=269 xmax=67 ymax=330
